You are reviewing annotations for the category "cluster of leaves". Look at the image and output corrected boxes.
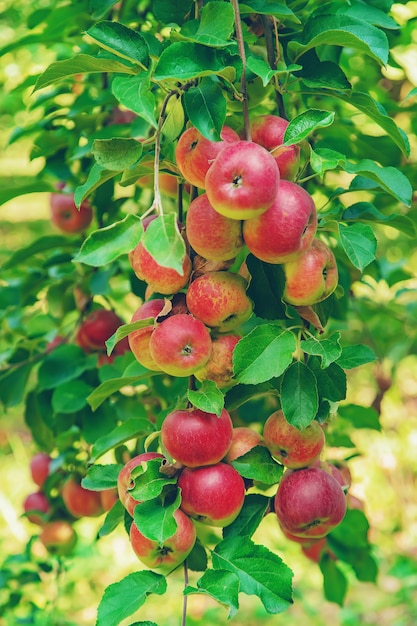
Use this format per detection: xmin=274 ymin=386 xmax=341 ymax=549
xmin=1 ymin=0 xmax=416 ymax=624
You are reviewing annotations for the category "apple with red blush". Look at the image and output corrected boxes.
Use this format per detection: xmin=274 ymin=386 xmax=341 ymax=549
xmin=128 ymin=298 xmax=166 ymax=371
xmin=250 ymin=115 xmax=300 ymax=180
xmin=50 ymin=192 xmax=93 ymax=233
xmin=23 ymin=491 xmax=50 ymax=525
xmin=61 ymin=477 xmax=103 ymax=518
xmin=76 ymin=308 xmax=126 ymax=353
xmin=195 ymin=333 xmax=241 ymax=388
xmin=130 ymin=241 xmax=192 ymax=295
xmin=117 ymin=452 xmax=165 ymax=516
xmin=223 ymin=426 xmax=265 ymax=464
xmin=39 ymin=520 xmax=77 ymax=556
xmin=30 ymin=452 xmax=52 ymax=488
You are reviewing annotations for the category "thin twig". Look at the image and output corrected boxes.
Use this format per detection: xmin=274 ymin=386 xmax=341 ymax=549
xmin=231 ymin=0 xmax=251 ymax=140
xmin=182 ymin=559 xmax=189 ymax=626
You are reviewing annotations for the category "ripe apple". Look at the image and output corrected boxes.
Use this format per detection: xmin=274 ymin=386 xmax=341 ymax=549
xmin=250 ymin=114 xmax=300 ymax=180
xmin=161 ymin=407 xmax=233 ymax=467
xmin=242 ymin=180 xmax=317 ymax=264
xmin=129 ymin=241 xmax=192 ymax=295
xmin=317 ymin=460 xmax=349 ymax=491
xmin=61 ymin=478 xmax=103 ymax=518
xmin=178 ymin=463 xmax=246 ymax=527
xmin=205 ymin=141 xmax=280 ymax=220
xmin=76 ymin=308 xmax=126 ymax=353
xmin=223 ymin=426 xmax=265 ymax=464
xmin=149 ymin=313 xmax=212 ymax=377
xmin=274 ymin=466 xmax=347 ymax=539
xmin=194 ymin=333 xmax=241 ymax=388
xmin=23 ymin=491 xmax=50 ymax=525
xmin=117 ymin=452 xmax=165 ymax=516
xmin=30 ymin=452 xmax=51 ymax=488
xmin=39 ymin=520 xmax=77 ymax=556
xmin=263 ymin=410 xmax=325 ymax=469
xmin=50 ymin=192 xmax=93 ymax=233
xmin=175 ymin=125 xmax=239 ymax=188
xmin=283 ymin=238 xmax=338 ymax=306
xmin=300 ymin=537 xmax=337 ymax=563
xmin=129 ymin=508 xmax=196 ymax=573
xmin=186 ymin=193 xmax=244 ymax=261
xmin=100 ymin=488 xmax=119 ymax=511
xmin=128 ymin=299 xmax=166 ymax=371
xmin=186 ymin=271 xmax=253 ymax=332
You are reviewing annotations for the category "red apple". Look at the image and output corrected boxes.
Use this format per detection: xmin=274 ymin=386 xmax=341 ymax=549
xmin=161 ymin=407 xmax=233 ymax=467
xmin=30 ymin=452 xmax=51 ymax=488
xmin=186 ymin=193 xmax=244 ymax=261
xmin=178 ymin=463 xmax=246 ymax=527
xmin=274 ymin=466 xmax=347 ymax=539
xmin=128 ymin=299 xmax=166 ymax=371
xmin=263 ymin=410 xmax=325 ymax=469
xmin=175 ymin=125 xmax=239 ymax=188
xmin=195 ymin=333 xmax=241 ymax=388
xmin=223 ymin=426 xmax=265 ymax=464
xmin=186 ymin=271 xmax=253 ymax=332
xmin=318 ymin=460 xmax=349 ymax=491
xmin=347 ymin=493 xmax=365 ymax=511
xmin=300 ymin=537 xmax=337 ymax=563
xmin=283 ymin=238 xmax=338 ymax=306
xmin=149 ymin=313 xmax=212 ymax=377
xmin=50 ymin=192 xmax=93 ymax=233
xmin=61 ymin=478 xmax=103 ymax=518
xmin=76 ymin=308 xmax=126 ymax=353
xmin=250 ymin=115 xmax=300 ymax=180
xmin=23 ymin=491 xmax=50 ymax=525
xmin=129 ymin=508 xmax=196 ymax=573
xmin=100 ymin=488 xmax=119 ymax=511
xmin=205 ymin=141 xmax=280 ymax=220
xmin=242 ymin=180 xmax=317 ymax=264
xmin=39 ymin=520 xmax=77 ymax=556
xmin=117 ymin=452 xmax=165 ymax=516
xmin=129 ymin=241 xmax=192 ymax=295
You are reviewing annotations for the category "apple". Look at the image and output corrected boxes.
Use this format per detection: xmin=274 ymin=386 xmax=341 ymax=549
xmin=76 ymin=308 xmax=126 ymax=353
xmin=205 ymin=141 xmax=280 ymax=220
xmin=50 ymin=192 xmax=93 ymax=233
xmin=186 ymin=193 xmax=244 ymax=261
xmin=318 ymin=460 xmax=349 ymax=491
xmin=61 ymin=477 xmax=103 ymax=518
xmin=347 ymin=493 xmax=365 ymax=511
xmin=129 ymin=241 xmax=192 ymax=295
xmin=178 ymin=463 xmax=246 ymax=527
xmin=300 ymin=537 xmax=337 ymax=563
xmin=283 ymin=238 xmax=338 ymax=306
xmin=149 ymin=313 xmax=212 ymax=377
xmin=23 ymin=491 xmax=50 ymax=525
xmin=186 ymin=271 xmax=253 ymax=332
xmin=39 ymin=520 xmax=77 ymax=556
xmin=118 ymin=452 xmax=165 ymax=516
xmin=223 ymin=426 xmax=265 ymax=464
xmin=250 ymin=115 xmax=300 ymax=180
xmin=274 ymin=466 xmax=347 ymax=539
xmin=30 ymin=452 xmax=51 ymax=487
xmin=175 ymin=125 xmax=239 ymax=188
xmin=100 ymin=488 xmax=119 ymax=511
xmin=161 ymin=407 xmax=233 ymax=467
xmin=263 ymin=410 xmax=325 ymax=469
xmin=109 ymin=106 xmax=137 ymax=125
xmin=194 ymin=333 xmax=241 ymax=388
xmin=129 ymin=508 xmax=196 ymax=573
xmin=137 ymin=172 xmax=180 ymax=198
xmin=242 ymin=180 xmax=317 ymax=264
xmin=128 ymin=299 xmax=166 ymax=371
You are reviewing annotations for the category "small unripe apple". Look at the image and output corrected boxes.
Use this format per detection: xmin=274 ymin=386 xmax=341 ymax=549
xmin=223 ymin=426 xmax=265 ymax=464
xmin=250 ymin=114 xmax=300 ymax=180
xmin=50 ymin=192 xmax=93 ymax=233
xmin=23 ymin=491 xmax=50 ymax=525
xmin=39 ymin=520 xmax=77 ymax=556
xmin=194 ymin=333 xmax=241 ymax=388
xmin=117 ymin=452 xmax=165 ymax=516
xmin=263 ymin=410 xmax=325 ymax=468
xmin=30 ymin=452 xmax=52 ymax=488
xmin=128 ymin=299 xmax=166 ymax=371
xmin=61 ymin=478 xmax=103 ymax=518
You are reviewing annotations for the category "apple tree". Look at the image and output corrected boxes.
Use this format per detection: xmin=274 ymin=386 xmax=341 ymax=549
xmin=0 ymin=0 xmax=415 ymax=624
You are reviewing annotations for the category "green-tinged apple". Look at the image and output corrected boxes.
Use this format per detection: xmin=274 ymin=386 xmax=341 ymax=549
xmin=223 ymin=426 xmax=265 ymax=464
xmin=242 ymin=180 xmax=317 ymax=263
xmin=130 ymin=241 xmax=192 ymax=295
xmin=274 ymin=466 xmax=347 ymax=539
xmin=175 ymin=125 xmax=239 ymax=188
xmin=61 ymin=478 xmax=103 ymax=518
xmin=186 ymin=271 xmax=253 ymax=332
xmin=118 ymin=452 xmax=165 ymax=516
xmin=50 ymin=192 xmax=93 ymax=233
xmin=39 ymin=520 xmax=77 ymax=556
xmin=100 ymin=488 xmax=119 ymax=511
xmin=30 ymin=452 xmax=51 ymax=488
xmin=250 ymin=115 xmax=300 ymax=180
xmin=128 ymin=299 xmax=166 ymax=371
xmin=263 ymin=410 xmax=325 ymax=468
xmin=161 ymin=407 xmax=233 ymax=467
xmin=195 ymin=333 xmax=241 ymax=388
xmin=76 ymin=308 xmax=127 ymax=353
xmin=178 ymin=463 xmax=245 ymax=527
xmin=186 ymin=193 xmax=244 ymax=261
xmin=149 ymin=313 xmax=212 ymax=377
xmin=205 ymin=141 xmax=280 ymax=220
xmin=129 ymin=509 xmax=196 ymax=573
xmin=23 ymin=491 xmax=50 ymax=525
xmin=283 ymin=238 xmax=338 ymax=306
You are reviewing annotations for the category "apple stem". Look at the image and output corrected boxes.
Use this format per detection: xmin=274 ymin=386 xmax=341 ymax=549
xmin=231 ymin=0 xmax=251 ymax=141
xmin=182 ymin=559 xmax=189 ymax=626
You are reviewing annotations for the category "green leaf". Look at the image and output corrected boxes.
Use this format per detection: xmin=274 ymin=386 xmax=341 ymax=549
xmin=82 ymin=464 xmax=124 ymax=491
xmin=0 ymin=363 xmax=33 ymax=409
xmin=187 ymin=540 xmax=208 ymax=572
xmin=231 ymin=446 xmax=284 ymax=485
xmin=24 ymin=391 xmax=54 ymax=452
xmin=336 ymin=344 xmax=376 ymax=369
xmin=130 ymin=458 xmax=176 ymax=502
xmin=142 ymin=213 xmax=186 ymax=273
xmin=33 ymin=54 xmax=137 ymax=91
xmin=184 ymin=569 xmax=240 ymax=618
xmin=339 ymin=223 xmax=377 ymax=271
xmin=283 ymin=109 xmax=335 ymax=146
xmin=106 ymin=319 xmax=154 ymax=355
xmin=2 ymin=235 xmax=74 ymax=270
xmin=37 ymin=345 xmax=89 ymax=390
xmin=299 ymin=52 xmax=351 ymax=91
xmin=92 ymin=138 xmax=143 ymax=171
xmin=178 ymin=1 xmax=235 ymax=47
xmin=300 ymin=333 xmax=342 ymax=369
xmin=309 ymin=359 xmax=347 ymax=402
xmin=86 ymin=21 xmax=150 ymax=67
xmin=345 ymin=160 xmax=412 ymax=206
xmin=342 ymin=202 xmax=416 ymax=237
xmin=89 ymin=0 xmax=118 ymax=20
xmin=233 ymin=325 xmax=296 ymax=385
xmin=341 ymin=3 xmax=399 ymax=30
xmin=225 ymin=381 xmax=275 ymax=412
xmin=98 ymin=500 xmax=125 ymax=537
xmin=74 ymin=214 xmax=143 ymax=267
xmin=154 ymin=42 xmax=231 ymax=81
xmin=133 ymin=491 xmax=181 ymax=543
xmin=74 ymin=164 xmax=120 ymax=207
xmin=319 ymin=555 xmax=348 ymax=606
xmin=153 ymin=0 xmax=193 ymax=24
xmin=338 ymin=404 xmax=380 ymax=430
xmin=87 ymin=371 xmax=152 ymax=412
xmin=90 ymin=418 xmax=155 ymax=462
xmin=161 ymin=96 xmax=184 ymax=142
xmin=0 ymin=178 xmax=54 ymax=207
xmin=280 ymin=362 xmax=318 ymax=429
xmin=223 ymin=494 xmax=271 ymax=540
xmin=112 ymin=75 xmax=157 ymax=128
xmin=184 ymin=80 xmax=226 ymax=141
xmin=246 ymin=255 xmax=287 ymax=320
xmin=329 ymin=509 xmax=370 ymax=549
xmin=187 ymin=380 xmax=224 ymax=416
xmin=310 ymin=148 xmax=346 ymax=176
xmin=239 ymin=0 xmax=299 ymax=22
xmin=246 ymin=54 xmax=281 ymax=86
xmin=96 ymin=571 xmax=167 ymax=626
xmin=212 ymin=536 xmax=293 ymax=614
xmin=52 ymin=380 xmax=93 ymax=414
